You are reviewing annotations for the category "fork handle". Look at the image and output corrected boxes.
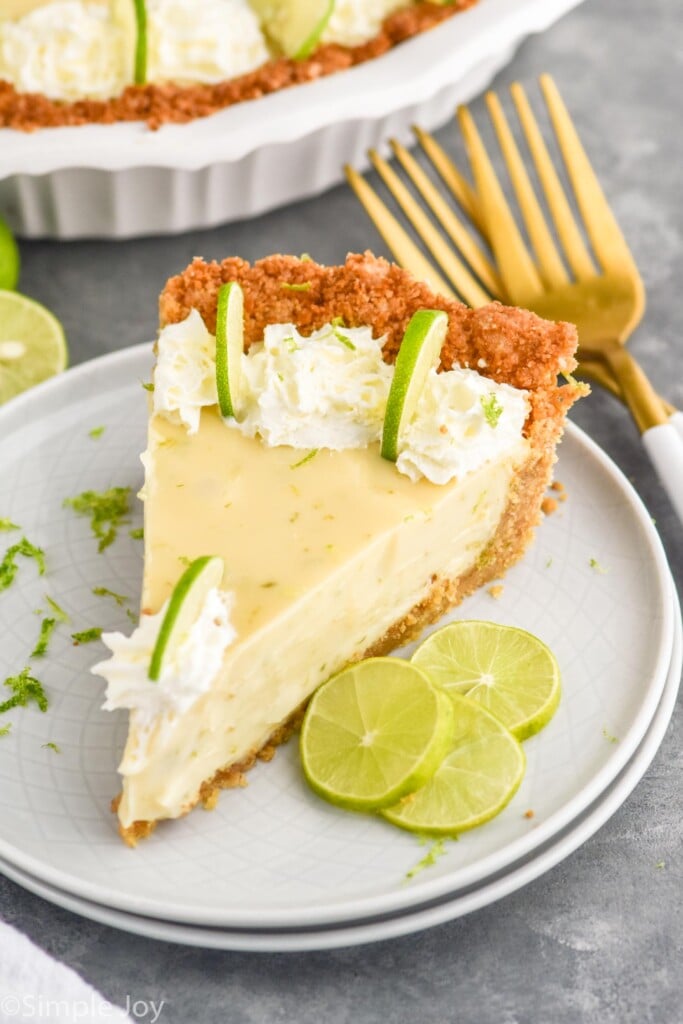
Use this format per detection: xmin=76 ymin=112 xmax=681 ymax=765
xmin=596 ymin=343 xmax=669 ymax=433
xmin=642 ymin=424 xmax=683 ymax=524
xmin=669 ymin=411 xmax=683 ymax=443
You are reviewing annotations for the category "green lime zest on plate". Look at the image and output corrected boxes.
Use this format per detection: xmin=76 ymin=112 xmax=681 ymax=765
xmin=42 ymin=741 xmax=61 ymax=754
xmin=0 ymin=723 xmax=12 ymax=738
xmin=93 ymin=586 xmax=129 ymax=607
xmin=0 ymin=667 xmax=48 ymax=715
xmin=405 ymin=838 xmax=448 ymax=880
xmin=411 ymin=620 xmax=561 ymax=741
xmin=129 ymin=527 xmax=144 ymax=540
xmin=0 ymin=519 xmax=19 ymax=532
xmin=148 ymin=556 xmax=225 ymax=682
xmin=71 ymin=627 xmax=103 ymax=645
xmin=64 ymin=486 xmax=131 ymax=553
xmin=89 ymin=426 xmax=105 ymax=440
xmin=141 ymin=381 xmax=154 ymax=392
xmin=215 ymin=281 xmax=246 ymax=420
xmin=45 ymin=595 xmax=69 ymax=623
xmin=0 ymin=291 xmax=67 ymax=405
xmin=30 ymin=618 xmax=57 ymax=659
xmin=0 ymin=537 xmax=46 ymax=592
xmin=0 ymin=215 xmax=20 ymax=291
xmin=382 ymin=692 xmax=525 ymax=836
xmin=381 ymin=309 xmax=448 ymax=463
xmin=300 ymin=658 xmax=454 ymax=812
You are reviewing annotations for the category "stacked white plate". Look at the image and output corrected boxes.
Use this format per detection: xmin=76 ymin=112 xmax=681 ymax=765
xmin=0 ymin=0 xmax=587 ymax=238
xmin=0 ymin=346 xmax=679 ymax=951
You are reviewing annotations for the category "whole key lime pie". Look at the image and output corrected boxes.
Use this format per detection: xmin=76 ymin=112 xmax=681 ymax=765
xmin=92 ymin=251 xmax=583 ymax=845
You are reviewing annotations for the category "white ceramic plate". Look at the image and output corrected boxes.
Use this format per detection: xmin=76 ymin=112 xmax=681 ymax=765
xmin=1 ymin=586 xmax=679 ymax=952
xmin=0 ymin=0 xmax=586 ymax=237
xmin=0 ymin=344 xmax=675 ymax=931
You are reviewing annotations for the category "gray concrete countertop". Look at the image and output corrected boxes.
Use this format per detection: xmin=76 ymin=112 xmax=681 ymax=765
xmin=1 ymin=0 xmax=681 ymax=1021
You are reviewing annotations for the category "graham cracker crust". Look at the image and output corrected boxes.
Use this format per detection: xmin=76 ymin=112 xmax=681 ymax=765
xmin=117 ymin=251 xmax=584 ymax=846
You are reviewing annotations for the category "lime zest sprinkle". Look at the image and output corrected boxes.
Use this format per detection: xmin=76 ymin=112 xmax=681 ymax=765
xmin=281 ymin=282 xmax=312 ymax=292
xmin=481 ymin=393 xmax=504 ymax=428
xmin=589 ymin=557 xmax=608 ymax=574
xmin=129 ymin=527 xmax=144 ymax=540
xmin=64 ymin=486 xmax=131 ymax=552
xmin=332 ymin=328 xmax=356 ymax=351
xmin=299 ymin=253 xmax=312 ymax=262
xmin=0 ymin=667 xmax=48 ymax=715
xmin=42 ymin=741 xmax=61 ymax=753
xmin=45 ymin=595 xmax=70 ymax=623
xmin=655 ymin=861 xmax=666 ymax=869
xmin=126 ymin=608 xmax=137 ymax=625
xmin=546 ymin=558 xmax=553 ymax=568
xmin=30 ymin=618 xmax=57 ymax=659
xmin=405 ymin=838 xmax=448 ymax=880
xmin=92 ymin=585 xmax=129 ymax=607
xmin=291 ymin=449 xmax=319 ymax=469
xmin=71 ymin=627 xmax=103 ymax=645
xmin=0 ymin=723 xmax=12 ymax=738
xmin=331 ymin=316 xmax=346 ymax=328
xmin=0 ymin=518 xmax=19 ymax=532
xmin=88 ymin=426 xmax=105 ymax=440
xmin=0 ymin=537 xmax=47 ymax=592
xmin=261 ymin=581 xmax=277 ymax=589
xmin=141 ymin=380 xmax=155 ymax=392
xmin=602 ymin=727 xmax=619 ymax=744
xmin=178 ymin=555 xmax=192 ymax=567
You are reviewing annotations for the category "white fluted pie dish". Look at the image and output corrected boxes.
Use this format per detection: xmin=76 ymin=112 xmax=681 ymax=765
xmin=0 ymin=0 xmax=585 ymax=238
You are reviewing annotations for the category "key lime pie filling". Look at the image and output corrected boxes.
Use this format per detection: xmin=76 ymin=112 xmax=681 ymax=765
xmin=91 ymin=252 xmax=582 ymax=845
xmin=0 ymin=0 xmax=479 ymax=129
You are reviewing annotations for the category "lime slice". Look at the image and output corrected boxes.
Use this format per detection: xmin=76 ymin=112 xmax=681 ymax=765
xmin=382 ymin=692 xmax=525 ymax=835
xmin=253 ymin=0 xmax=335 ymax=59
xmin=0 ymin=215 xmax=19 ymax=292
xmin=113 ymin=0 xmax=147 ymax=83
xmin=0 ymin=291 xmax=68 ymax=405
xmin=412 ymin=621 xmax=561 ymax=741
xmin=381 ymin=309 xmax=448 ymax=463
xmin=148 ymin=556 xmax=224 ymax=681
xmin=300 ymin=658 xmax=455 ymax=812
xmin=215 ymin=281 xmax=246 ymax=420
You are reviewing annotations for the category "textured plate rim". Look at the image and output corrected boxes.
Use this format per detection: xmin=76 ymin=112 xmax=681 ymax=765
xmin=0 ymin=342 xmax=675 ymax=929
xmin=1 ymin=584 xmax=679 ymax=952
xmin=0 ymin=0 xmax=586 ymax=175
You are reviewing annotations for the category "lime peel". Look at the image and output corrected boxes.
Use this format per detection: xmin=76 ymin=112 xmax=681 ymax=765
xmin=148 ymin=556 xmax=224 ymax=682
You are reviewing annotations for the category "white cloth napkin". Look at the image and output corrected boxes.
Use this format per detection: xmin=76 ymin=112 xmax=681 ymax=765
xmin=0 ymin=920 xmax=131 ymax=1023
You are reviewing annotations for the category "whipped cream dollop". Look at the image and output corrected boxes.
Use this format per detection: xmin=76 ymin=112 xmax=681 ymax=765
xmin=397 ymin=367 xmax=529 ymax=485
xmin=0 ymin=1 xmax=127 ymax=101
xmin=154 ymin=308 xmax=218 ymax=434
xmin=146 ymin=0 xmax=269 ymax=84
xmin=92 ymin=588 xmax=236 ymax=725
xmin=235 ymin=322 xmax=393 ymax=449
xmin=153 ymin=308 xmax=529 ymax=485
xmin=322 ymin=0 xmax=409 ymax=47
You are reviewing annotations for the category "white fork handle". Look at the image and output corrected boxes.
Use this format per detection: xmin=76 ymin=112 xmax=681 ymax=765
xmin=642 ymin=423 xmax=683 ymax=523
xmin=669 ymin=410 xmax=683 ymax=442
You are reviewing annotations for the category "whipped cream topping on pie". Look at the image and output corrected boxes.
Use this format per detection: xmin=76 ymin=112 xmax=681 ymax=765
xmin=322 ymin=0 xmax=409 ymax=47
xmin=152 ymin=309 xmax=530 ymax=485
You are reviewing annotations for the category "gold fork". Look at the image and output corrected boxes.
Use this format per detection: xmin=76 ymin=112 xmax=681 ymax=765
xmin=346 ymin=78 xmax=683 ymax=520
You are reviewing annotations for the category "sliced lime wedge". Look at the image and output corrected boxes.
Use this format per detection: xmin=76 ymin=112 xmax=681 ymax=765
xmin=300 ymin=658 xmax=454 ymax=812
xmin=253 ymin=0 xmax=335 ymax=59
xmin=148 ymin=556 xmax=224 ymax=681
xmin=412 ymin=621 xmax=561 ymax=741
xmin=215 ymin=281 xmax=246 ymax=420
xmin=0 ymin=291 xmax=68 ymax=405
xmin=381 ymin=692 xmax=525 ymax=835
xmin=113 ymin=0 xmax=147 ymax=84
xmin=0 ymin=215 xmax=19 ymax=292
xmin=381 ymin=309 xmax=448 ymax=463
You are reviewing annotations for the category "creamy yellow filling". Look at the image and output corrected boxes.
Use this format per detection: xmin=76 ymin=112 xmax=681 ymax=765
xmin=116 ymin=407 xmax=527 ymax=827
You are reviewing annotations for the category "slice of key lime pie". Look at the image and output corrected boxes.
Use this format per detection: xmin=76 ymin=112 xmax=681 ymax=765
xmin=93 ymin=252 xmax=582 ymax=845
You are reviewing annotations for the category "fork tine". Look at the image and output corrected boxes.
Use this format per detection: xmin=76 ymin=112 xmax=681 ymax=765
xmin=412 ymin=126 xmax=485 ymax=233
xmin=389 ymin=138 xmax=505 ymax=299
xmin=368 ymin=148 xmax=493 ymax=309
xmin=510 ymin=81 xmax=595 ymax=283
xmin=344 ymin=165 xmax=456 ymax=299
xmin=456 ymin=104 xmax=543 ymax=308
xmin=539 ymin=74 xmax=642 ymax=283
xmin=484 ymin=90 xmax=569 ymax=293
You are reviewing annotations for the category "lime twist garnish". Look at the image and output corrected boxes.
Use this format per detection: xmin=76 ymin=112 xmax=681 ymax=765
xmin=300 ymin=658 xmax=455 ymax=812
xmin=0 ymin=291 xmax=68 ymax=406
xmin=381 ymin=309 xmax=448 ymax=463
xmin=148 ymin=556 xmax=224 ymax=681
xmin=251 ymin=0 xmax=335 ymax=59
xmin=112 ymin=0 xmax=147 ymax=83
xmin=215 ymin=281 xmax=246 ymax=421
xmin=381 ymin=692 xmax=526 ymax=836
xmin=411 ymin=620 xmax=561 ymax=741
